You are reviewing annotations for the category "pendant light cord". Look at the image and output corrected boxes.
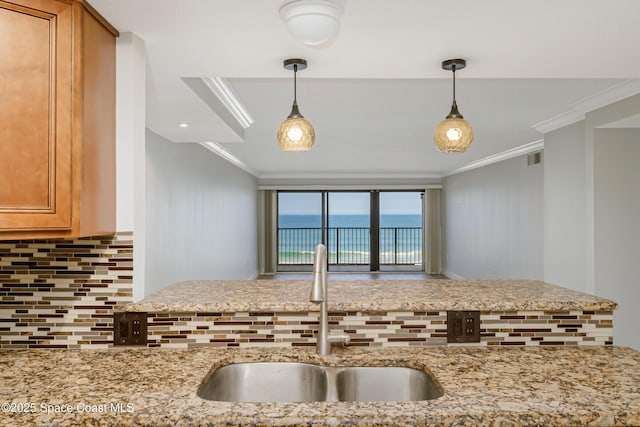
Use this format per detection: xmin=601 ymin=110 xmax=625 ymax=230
xmin=452 ymin=64 xmax=457 ymax=103
xmin=446 ymin=62 xmax=462 ymax=119
xmin=281 ymin=58 xmax=308 ymax=121
xmin=293 ymin=63 xmax=298 ymax=104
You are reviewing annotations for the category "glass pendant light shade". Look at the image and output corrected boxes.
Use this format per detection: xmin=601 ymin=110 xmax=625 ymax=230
xmin=278 ymin=106 xmax=315 ymax=151
xmin=434 ymin=104 xmax=474 ymax=153
xmin=434 ymin=59 xmax=474 ymax=153
xmin=278 ymin=59 xmax=315 ymax=151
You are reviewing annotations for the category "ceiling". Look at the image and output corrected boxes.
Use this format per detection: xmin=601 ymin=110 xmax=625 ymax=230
xmin=91 ymin=0 xmax=640 ymax=179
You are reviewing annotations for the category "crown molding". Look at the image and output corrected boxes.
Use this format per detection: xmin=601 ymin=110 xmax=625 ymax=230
xmin=200 ymin=142 xmax=258 ymax=177
xmin=443 ymin=139 xmax=544 ymax=177
xmin=202 ymin=77 xmax=254 ymax=129
xmin=257 ymin=184 xmax=443 ymax=191
xmin=532 ymin=79 xmax=640 ymax=134
xmin=257 ymin=172 xmax=442 ymax=180
xmin=532 ymin=111 xmax=585 ymax=134
xmin=571 ymin=79 xmax=640 ymax=113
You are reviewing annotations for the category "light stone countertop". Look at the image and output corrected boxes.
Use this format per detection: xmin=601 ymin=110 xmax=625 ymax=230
xmin=121 ymin=279 xmax=618 ymax=313
xmin=0 ymin=346 xmax=639 ymax=426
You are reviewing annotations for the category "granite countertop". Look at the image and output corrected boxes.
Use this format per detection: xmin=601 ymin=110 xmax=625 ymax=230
xmin=1 ymin=346 xmax=639 ymax=426
xmin=121 ymin=279 xmax=618 ymax=313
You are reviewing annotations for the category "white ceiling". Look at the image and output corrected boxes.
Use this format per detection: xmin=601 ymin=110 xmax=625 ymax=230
xmin=91 ymin=0 xmax=640 ymax=179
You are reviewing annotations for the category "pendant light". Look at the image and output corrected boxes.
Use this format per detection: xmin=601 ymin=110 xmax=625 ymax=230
xmin=277 ymin=58 xmax=315 ymax=151
xmin=434 ymin=58 xmax=474 ymax=153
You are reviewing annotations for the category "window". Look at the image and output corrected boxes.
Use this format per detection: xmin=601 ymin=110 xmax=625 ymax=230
xmin=276 ymin=190 xmax=424 ymax=272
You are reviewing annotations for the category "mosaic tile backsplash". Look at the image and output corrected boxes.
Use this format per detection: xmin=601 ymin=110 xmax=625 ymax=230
xmin=143 ymin=309 xmax=613 ymax=349
xmin=0 ymin=232 xmax=133 ymax=349
xmin=1 ymin=242 xmax=614 ymax=350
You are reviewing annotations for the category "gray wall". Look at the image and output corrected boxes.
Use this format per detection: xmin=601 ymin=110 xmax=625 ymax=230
xmin=542 ymin=94 xmax=640 ymax=350
xmin=594 ymin=128 xmax=640 ymax=349
xmin=543 ymin=122 xmax=587 ymax=292
xmin=442 ymin=154 xmax=544 ymax=280
xmin=145 ymin=130 xmax=258 ymax=294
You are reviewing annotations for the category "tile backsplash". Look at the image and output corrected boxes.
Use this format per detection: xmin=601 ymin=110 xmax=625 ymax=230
xmin=0 ymin=236 xmax=615 ymax=350
xmin=141 ymin=309 xmax=613 ymax=349
xmin=0 ymin=232 xmax=133 ymax=349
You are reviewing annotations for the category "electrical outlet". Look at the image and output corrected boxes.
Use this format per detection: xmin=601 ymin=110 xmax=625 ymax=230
xmin=114 ymin=312 xmax=147 ymax=346
xmin=447 ymin=311 xmax=480 ymax=343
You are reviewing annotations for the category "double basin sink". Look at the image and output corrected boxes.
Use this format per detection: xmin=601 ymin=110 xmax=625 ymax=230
xmin=198 ymin=362 xmax=443 ymax=403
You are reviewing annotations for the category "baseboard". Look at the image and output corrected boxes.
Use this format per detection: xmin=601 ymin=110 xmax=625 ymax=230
xmin=443 ymin=270 xmax=465 ymax=280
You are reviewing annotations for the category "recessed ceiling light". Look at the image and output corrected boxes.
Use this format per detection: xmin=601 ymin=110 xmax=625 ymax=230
xmin=178 ymin=123 xmax=189 ymax=128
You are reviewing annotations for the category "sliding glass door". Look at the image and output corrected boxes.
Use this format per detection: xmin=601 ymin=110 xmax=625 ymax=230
xmin=277 ymin=192 xmax=323 ymax=266
xmin=379 ymin=191 xmax=424 ymax=271
xmin=276 ymin=190 xmax=424 ymax=272
xmin=326 ymin=192 xmax=370 ymax=270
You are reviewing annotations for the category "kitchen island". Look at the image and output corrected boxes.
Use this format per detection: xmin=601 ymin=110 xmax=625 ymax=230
xmin=1 ymin=345 xmax=639 ymax=426
xmin=1 ymin=279 xmax=637 ymax=426
xmin=124 ymin=279 xmax=617 ymax=313
xmin=120 ymin=279 xmax=617 ymax=348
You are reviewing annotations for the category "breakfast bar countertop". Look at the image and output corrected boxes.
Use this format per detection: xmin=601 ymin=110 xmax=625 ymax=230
xmin=121 ymin=279 xmax=618 ymax=313
xmin=1 ymin=345 xmax=639 ymax=427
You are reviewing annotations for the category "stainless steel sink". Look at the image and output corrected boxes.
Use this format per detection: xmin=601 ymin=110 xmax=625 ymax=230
xmin=198 ymin=362 xmax=443 ymax=402
xmin=198 ymin=362 xmax=327 ymax=402
xmin=335 ymin=366 xmax=442 ymax=402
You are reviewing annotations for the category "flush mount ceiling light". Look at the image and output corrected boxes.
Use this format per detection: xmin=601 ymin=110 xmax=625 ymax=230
xmin=279 ymin=0 xmax=345 ymax=46
xmin=434 ymin=58 xmax=474 ymax=153
xmin=277 ymin=58 xmax=315 ymax=152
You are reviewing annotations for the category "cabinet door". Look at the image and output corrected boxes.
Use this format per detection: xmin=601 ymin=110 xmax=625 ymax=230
xmin=0 ymin=0 xmax=72 ymax=232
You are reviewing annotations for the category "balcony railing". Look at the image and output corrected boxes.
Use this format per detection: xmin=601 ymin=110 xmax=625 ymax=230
xmin=278 ymin=227 xmax=422 ymax=265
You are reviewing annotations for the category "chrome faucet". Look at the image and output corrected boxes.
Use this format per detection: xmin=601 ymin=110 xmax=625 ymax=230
xmin=310 ymin=244 xmax=350 ymax=356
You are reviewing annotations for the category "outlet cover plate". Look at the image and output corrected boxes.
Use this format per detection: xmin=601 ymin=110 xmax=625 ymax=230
xmin=114 ymin=312 xmax=147 ymax=346
xmin=447 ymin=310 xmax=480 ymax=343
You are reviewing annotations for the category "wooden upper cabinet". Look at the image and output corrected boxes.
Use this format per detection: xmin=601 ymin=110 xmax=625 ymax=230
xmin=0 ymin=0 xmax=118 ymax=240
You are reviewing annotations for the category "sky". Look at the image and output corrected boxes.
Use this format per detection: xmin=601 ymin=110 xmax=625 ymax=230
xmin=278 ymin=192 xmax=422 ymax=215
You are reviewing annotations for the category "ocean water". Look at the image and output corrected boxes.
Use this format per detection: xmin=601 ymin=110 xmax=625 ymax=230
xmin=278 ymin=214 xmax=422 ymax=264
xmin=279 ymin=214 xmax=422 ymax=228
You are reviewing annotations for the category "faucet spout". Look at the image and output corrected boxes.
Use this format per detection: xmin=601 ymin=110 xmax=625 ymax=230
xmin=309 ymin=244 xmax=349 ymax=356
xmin=310 ymin=244 xmax=326 ymax=303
